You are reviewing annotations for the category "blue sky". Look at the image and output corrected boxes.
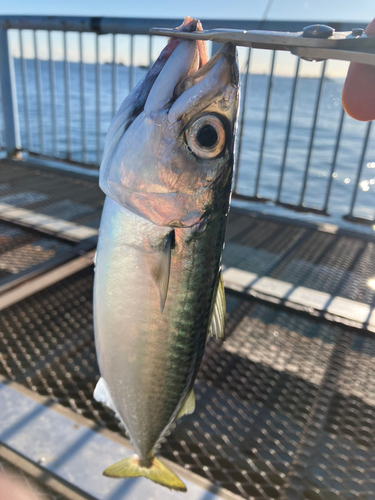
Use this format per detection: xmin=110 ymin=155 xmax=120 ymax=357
xmin=0 ymin=0 xmax=372 ymax=22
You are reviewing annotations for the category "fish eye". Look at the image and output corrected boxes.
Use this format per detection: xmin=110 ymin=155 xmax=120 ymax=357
xmin=186 ymin=115 xmax=226 ymax=159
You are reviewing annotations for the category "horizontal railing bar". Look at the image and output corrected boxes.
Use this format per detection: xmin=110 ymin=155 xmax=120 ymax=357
xmin=232 ymin=192 xmax=329 ymax=216
xmin=0 ymin=16 xmax=367 ymax=34
xmin=343 ymin=213 xmax=375 ymax=225
xmin=14 ymin=150 xmax=99 ymax=170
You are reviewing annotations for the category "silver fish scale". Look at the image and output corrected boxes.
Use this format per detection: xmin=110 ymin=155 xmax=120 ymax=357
xmin=94 ymin=189 xmax=230 ymax=459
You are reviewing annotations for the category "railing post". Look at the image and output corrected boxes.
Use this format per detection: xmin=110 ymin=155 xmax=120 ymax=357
xmin=347 ymin=120 xmax=372 ymax=219
xmin=0 ymin=28 xmax=20 ymax=155
xmin=211 ymin=42 xmax=222 ymax=57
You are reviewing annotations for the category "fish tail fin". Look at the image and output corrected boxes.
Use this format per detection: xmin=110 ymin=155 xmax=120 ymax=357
xmin=103 ymin=455 xmax=187 ymax=492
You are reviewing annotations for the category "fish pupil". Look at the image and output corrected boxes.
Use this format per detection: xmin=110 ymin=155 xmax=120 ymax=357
xmin=197 ymin=125 xmax=218 ymax=148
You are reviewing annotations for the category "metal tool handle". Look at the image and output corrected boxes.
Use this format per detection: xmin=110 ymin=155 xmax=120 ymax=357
xmin=149 ymin=24 xmax=375 ymax=65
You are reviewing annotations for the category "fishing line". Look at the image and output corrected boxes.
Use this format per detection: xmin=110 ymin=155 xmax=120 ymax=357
xmin=239 ymin=0 xmax=275 ymax=73
xmin=258 ymin=0 xmax=275 ymax=27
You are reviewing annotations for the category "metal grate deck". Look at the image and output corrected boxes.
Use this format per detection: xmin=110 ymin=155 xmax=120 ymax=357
xmin=223 ymin=213 xmax=375 ymax=306
xmin=0 ymin=161 xmax=103 ymax=229
xmin=1 ymin=267 xmax=375 ymax=499
xmin=0 ymin=220 xmax=75 ymax=291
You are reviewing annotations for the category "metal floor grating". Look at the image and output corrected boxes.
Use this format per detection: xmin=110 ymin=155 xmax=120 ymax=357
xmin=223 ymin=213 xmax=375 ymax=306
xmin=0 ymin=220 xmax=75 ymax=290
xmin=1 ymin=267 xmax=375 ymax=499
xmin=0 ymin=161 xmax=103 ymax=229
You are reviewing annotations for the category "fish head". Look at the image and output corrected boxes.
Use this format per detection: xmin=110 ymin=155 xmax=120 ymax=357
xmin=100 ymin=21 xmax=239 ymax=227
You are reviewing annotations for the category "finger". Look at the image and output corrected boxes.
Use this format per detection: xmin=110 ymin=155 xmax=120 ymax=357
xmin=342 ymin=18 xmax=375 ymax=121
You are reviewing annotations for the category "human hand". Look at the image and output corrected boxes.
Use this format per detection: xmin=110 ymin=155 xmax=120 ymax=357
xmin=0 ymin=471 xmax=47 ymax=500
xmin=342 ymin=18 xmax=375 ymax=121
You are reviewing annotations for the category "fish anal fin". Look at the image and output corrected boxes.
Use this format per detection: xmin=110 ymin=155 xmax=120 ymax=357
xmin=176 ymin=389 xmax=195 ymax=420
xmin=93 ymin=378 xmax=130 ymax=437
xmin=149 ymin=231 xmax=172 ymax=313
xmin=209 ymin=272 xmax=226 ymax=339
xmin=94 ymin=377 xmax=117 ymax=415
xmin=103 ymin=455 xmax=186 ymax=492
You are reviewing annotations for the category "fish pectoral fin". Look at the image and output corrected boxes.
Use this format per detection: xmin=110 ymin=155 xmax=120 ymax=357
xmin=149 ymin=231 xmax=173 ymax=313
xmin=176 ymin=389 xmax=195 ymax=420
xmin=103 ymin=455 xmax=186 ymax=492
xmin=209 ymin=272 xmax=226 ymax=339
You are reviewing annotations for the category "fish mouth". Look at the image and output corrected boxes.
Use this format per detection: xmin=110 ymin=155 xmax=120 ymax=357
xmin=174 ymin=41 xmax=237 ymax=96
xmin=151 ymin=16 xmax=209 ymax=86
xmin=138 ymin=17 xmax=237 ymax=119
xmin=174 ymin=17 xmax=209 ymax=69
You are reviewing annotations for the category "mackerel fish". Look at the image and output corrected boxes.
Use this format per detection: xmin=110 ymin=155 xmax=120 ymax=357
xmin=93 ymin=17 xmax=239 ymax=491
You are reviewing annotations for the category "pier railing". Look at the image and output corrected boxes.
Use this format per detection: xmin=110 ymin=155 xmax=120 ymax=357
xmin=0 ymin=16 xmax=373 ymax=225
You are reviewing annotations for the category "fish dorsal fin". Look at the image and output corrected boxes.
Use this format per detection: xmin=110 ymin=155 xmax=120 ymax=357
xmin=209 ymin=272 xmax=226 ymax=339
xmin=149 ymin=231 xmax=172 ymax=313
xmin=176 ymin=388 xmax=196 ymax=420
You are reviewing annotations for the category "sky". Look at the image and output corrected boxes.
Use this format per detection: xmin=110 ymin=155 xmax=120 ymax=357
xmin=2 ymin=0 xmax=373 ymax=77
xmin=0 ymin=0 xmax=373 ymax=22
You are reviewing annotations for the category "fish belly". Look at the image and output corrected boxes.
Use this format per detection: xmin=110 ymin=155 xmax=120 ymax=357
xmin=94 ymin=197 xmax=222 ymax=460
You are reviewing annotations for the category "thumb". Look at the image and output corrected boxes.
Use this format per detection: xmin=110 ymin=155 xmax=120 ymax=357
xmin=341 ymin=18 xmax=375 ymax=121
